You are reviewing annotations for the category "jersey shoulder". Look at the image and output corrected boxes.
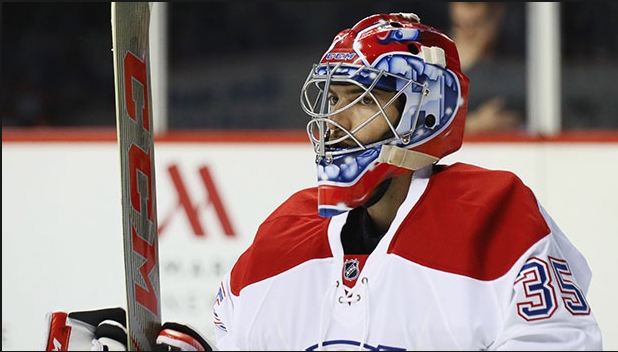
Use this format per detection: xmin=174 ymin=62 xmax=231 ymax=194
xmin=229 ymin=187 xmax=332 ymax=295
xmin=390 ymin=162 xmax=551 ymax=280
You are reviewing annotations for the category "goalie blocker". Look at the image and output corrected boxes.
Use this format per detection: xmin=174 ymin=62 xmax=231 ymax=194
xmin=43 ymin=307 xmax=215 ymax=351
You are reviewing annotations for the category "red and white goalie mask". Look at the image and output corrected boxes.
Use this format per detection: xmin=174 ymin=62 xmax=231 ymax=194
xmin=300 ymin=12 xmax=470 ymax=217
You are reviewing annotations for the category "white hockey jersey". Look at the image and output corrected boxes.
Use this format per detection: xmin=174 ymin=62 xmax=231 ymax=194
xmin=212 ymin=162 xmax=602 ymax=350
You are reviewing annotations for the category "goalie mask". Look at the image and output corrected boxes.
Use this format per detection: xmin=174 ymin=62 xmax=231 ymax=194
xmin=300 ymin=12 xmax=469 ymax=217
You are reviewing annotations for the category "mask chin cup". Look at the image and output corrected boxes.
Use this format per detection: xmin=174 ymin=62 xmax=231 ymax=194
xmin=315 ymin=146 xmax=438 ymax=218
xmin=318 ymin=207 xmax=348 ymax=218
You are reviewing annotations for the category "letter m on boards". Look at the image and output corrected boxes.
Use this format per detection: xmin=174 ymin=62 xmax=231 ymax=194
xmin=158 ymin=164 xmax=236 ymax=238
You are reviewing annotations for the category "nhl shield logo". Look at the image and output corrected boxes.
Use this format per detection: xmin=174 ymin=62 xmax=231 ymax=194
xmin=343 ymin=258 xmax=360 ymax=282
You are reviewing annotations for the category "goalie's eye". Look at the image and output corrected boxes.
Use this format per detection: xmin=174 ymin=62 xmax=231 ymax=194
xmin=360 ymin=95 xmax=375 ymax=106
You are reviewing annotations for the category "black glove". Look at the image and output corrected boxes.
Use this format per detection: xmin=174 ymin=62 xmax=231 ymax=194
xmin=44 ymin=307 xmax=215 ymax=351
xmin=43 ymin=307 xmax=127 ymax=351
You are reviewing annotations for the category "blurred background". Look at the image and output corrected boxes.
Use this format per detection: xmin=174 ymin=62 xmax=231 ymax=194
xmin=3 ymin=2 xmax=617 ymax=132
xmin=3 ymin=3 xmax=618 ymax=351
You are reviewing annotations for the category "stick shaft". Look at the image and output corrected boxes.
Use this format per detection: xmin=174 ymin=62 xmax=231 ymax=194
xmin=112 ymin=3 xmax=162 ymax=350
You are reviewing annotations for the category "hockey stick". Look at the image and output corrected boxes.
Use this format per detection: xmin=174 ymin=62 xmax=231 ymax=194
xmin=111 ymin=2 xmax=162 ymax=350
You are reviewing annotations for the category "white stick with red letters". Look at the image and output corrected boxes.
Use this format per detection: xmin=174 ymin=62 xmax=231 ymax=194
xmin=111 ymin=2 xmax=162 ymax=350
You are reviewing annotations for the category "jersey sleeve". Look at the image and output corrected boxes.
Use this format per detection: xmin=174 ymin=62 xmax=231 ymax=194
xmin=212 ymin=273 xmax=240 ymax=351
xmin=491 ymin=203 xmax=603 ymax=350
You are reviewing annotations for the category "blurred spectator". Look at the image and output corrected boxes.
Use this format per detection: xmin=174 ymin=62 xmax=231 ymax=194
xmin=448 ymin=2 xmax=527 ymax=135
xmin=8 ymin=3 xmax=616 ymax=131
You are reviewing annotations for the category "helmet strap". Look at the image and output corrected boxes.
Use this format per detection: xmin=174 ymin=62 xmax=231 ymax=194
xmin=378 ymin=145 xmax=439 ymax=170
